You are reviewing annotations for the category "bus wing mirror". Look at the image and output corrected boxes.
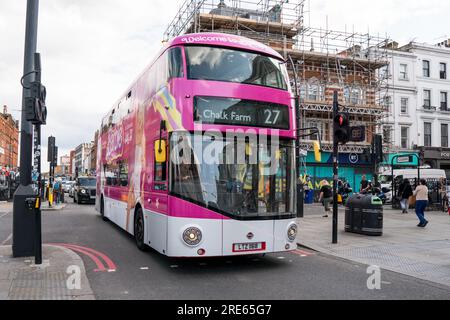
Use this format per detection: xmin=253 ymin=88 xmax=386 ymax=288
xmin=313 ymin=141 xmax=322 ymax=162
xmin=155 ymin=140 xmax=167 ymax=163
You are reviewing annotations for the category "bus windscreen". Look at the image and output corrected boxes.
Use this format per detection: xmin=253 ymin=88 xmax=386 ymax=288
xmin=185 ymin=46 xmax=288 ymax=91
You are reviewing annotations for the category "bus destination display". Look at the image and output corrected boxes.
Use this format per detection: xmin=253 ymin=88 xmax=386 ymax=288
xmin=194 ymin=96 xmax=290 ymax=130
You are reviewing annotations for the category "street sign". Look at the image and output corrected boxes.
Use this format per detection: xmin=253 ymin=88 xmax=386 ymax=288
xmin=397 ymin=156 xmax=413 ymax=163
xmin=349 ymin=126 xmax=366 ymax=142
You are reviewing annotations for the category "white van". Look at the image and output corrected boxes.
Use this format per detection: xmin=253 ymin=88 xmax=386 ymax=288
xmin=379 ymin=168 xmax=446 ymax=203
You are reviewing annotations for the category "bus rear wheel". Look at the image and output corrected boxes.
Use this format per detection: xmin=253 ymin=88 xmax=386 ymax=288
xmin=134 ymin=207 xmax=148 ymax=251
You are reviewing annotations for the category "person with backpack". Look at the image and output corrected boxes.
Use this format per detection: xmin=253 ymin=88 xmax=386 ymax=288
xmin=319 ymin=180 xmax=333 ymax=218
xmin=398 ymin=178 xmax=413 ymax=214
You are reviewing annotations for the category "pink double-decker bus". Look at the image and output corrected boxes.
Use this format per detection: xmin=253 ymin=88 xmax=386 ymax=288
xmin=96 ymin=33 xmax=298 ymax=257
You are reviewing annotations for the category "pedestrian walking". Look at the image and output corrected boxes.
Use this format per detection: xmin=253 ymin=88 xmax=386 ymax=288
xmin=398 ymin=178 xmax=413 ymax=214
xmin=413 ymin=179 xmax=429 ymax=228
xmin=319 ymin=180 xmax=333 ymax=218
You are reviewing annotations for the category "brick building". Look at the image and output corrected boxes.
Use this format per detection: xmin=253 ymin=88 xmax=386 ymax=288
xmin=0 ymin=105 xmax=19 ymax=169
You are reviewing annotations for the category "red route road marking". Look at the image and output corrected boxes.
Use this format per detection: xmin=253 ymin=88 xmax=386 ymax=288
xmin=50 ymin=243 xmax=117 ymax=272
xmin=59 ymin=244 xmax=117 ymax=271
xmin=291 ymin=249 xmax=315 ymax=257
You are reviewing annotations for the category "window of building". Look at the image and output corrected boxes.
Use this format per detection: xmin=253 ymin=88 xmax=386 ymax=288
xmin=306 ymin=80 xmax=324 ymax=102
xmin=401 ymin=127 xmax=409 ymax=149
xmin=441 ymin=91 xmax=448 ymax=111
xmin=423 ymin=60 xmax=430 ymax=77
xmin=441 ymin=124 xmax=448 ymax=148
xmin=383 ymin=126 xmax=392 ymax=145
xmin=423 ymin=89 xmax=431 ymax=109
xmin=440 ymin=63 xmax=447 ymax=80
xmin=401 ymin=97 xmax=409 ymax=114
xmin=344 ymin=86 xmax=363 ymax=105
xmin=424 ymin=122 xmax=432 ymax=147
xmin=399 ymin=64 xmax=408 ymax=80
xmin=383 ymin=95 xmax=392 ymax=113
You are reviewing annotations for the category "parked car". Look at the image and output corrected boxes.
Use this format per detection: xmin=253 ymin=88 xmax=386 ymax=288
xmin=73 ymin=177 xmax=97 ymax=204
xmin=69 ymin=184 xmax=75 ymax=198
xmin=63 ymin=181 xmax=75 ymax=193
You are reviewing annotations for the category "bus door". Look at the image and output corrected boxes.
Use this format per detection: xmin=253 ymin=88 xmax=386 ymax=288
xmin=144 ymin=137 xmax=169 ymax=254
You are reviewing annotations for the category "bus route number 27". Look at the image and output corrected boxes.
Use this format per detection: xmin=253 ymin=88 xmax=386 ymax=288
xmin=264 ymin=109 xmax=281 ymax=125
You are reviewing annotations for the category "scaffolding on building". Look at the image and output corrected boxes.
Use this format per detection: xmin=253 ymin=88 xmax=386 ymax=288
xmin=163 ymin=0 xmax=392 ymax=153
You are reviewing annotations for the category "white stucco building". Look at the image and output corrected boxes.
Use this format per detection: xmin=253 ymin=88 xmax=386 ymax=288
xmin=383 ymin=39 xmax=450 ymax=175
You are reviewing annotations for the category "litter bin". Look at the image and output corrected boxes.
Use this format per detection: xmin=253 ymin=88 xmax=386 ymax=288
xmin=345 ymin=194 xmax=383 ymax=236
xmin=305 ymin=190 xmax=314 ymax=204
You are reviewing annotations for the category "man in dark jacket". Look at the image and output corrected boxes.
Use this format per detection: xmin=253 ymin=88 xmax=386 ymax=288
xmin=398 ymin=178 xmax=413 ymax=214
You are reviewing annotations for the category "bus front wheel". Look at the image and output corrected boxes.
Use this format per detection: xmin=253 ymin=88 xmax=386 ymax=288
xmin=134 ymin=207 xmax=148 ymax=251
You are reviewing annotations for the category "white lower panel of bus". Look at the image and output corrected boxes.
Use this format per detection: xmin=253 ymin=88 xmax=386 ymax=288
xmin=165 ymin=216 xmax=297 ymax=257
xmin=145 ymin=210 xmax=168 ymax=255
xmin=104 ymin=197 xmax=130 ymax=233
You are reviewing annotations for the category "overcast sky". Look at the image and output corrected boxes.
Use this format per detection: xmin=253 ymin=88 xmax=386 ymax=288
xmin=1 ymin=0 xmax=449 ymax=172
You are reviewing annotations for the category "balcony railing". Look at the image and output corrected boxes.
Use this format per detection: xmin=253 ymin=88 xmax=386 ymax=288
xmin=423 ymin=104 xmax=436 ymax=111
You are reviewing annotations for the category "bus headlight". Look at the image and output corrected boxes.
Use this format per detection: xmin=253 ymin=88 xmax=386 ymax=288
xmin=81 ymin=189 xmax=86 ymax=194
xmin=287 ymin=224 xmax=298 ymax=242
xmin=182 ymin=227 xmax=202 ymax=246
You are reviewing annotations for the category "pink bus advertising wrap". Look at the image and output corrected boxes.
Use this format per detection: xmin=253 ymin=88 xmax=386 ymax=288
xmin=96 ymin=33 xmax=298 ymax=257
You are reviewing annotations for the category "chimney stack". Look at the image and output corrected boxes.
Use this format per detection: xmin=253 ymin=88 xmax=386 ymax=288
xmin=3 ymin=105 xmax=7 ymax=114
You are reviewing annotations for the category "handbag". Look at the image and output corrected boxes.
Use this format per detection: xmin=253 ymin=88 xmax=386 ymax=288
xmin=409 ymin=195 xmax=416 ymax=207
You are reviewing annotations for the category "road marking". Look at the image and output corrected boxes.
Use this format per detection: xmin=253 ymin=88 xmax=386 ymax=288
xmin=140 ymin=267 xmax=149 ymax=270
xmin=291 ymin=249 xmax=316 ymax=257
xmin=0 ymin=212 xmax=11 ymax=219
xmin=50 ymin=243 xmax=117 ymax=272
xmin=1 ymin=233 xmax=12 ymax=246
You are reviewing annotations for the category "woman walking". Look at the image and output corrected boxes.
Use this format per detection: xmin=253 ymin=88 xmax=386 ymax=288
xmin=399 ymin=179 xmax=413 ymax=214
xmin=413 ymin=179 xmax=429 ymax=228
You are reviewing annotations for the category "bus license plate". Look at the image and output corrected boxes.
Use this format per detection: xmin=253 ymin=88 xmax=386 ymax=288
xmin=233 ymin=242 xmax=265 ymax=253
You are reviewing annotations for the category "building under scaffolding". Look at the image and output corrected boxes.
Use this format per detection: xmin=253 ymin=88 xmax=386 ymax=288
xmin=164 ymin=0 xmax=391 ymax=189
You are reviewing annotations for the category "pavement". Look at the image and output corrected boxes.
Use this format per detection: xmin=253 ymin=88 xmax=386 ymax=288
xmin=296 ymin=204 xmax=450 ymax=288
xmin=41 ymin=202 xmax=67 ymax=211
xmin=0 ymin=245 xmax=95 ymax=300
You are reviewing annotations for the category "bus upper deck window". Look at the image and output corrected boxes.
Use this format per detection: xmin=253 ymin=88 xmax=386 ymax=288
xmin=168 ymin=47 xmax=184 ymax=79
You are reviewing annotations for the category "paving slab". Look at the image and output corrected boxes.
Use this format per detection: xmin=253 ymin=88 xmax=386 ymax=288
xmin=0 ymin=245 xmax=95 ymax=300
xmin=297 ymin=204 xmax=450 ymax=287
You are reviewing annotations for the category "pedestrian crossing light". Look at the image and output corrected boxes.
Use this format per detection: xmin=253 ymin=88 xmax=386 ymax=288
xmin=313 ymin=141 xmax=321 ymax=162
xmin=334 ymin=113 xmax=350 ymax=145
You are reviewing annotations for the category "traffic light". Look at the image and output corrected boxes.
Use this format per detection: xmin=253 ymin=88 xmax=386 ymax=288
xmin=334 ymin=113 xmax=350 ymax=144
xmin=48 ymin=136 xmax=56 ymax=163
xmin=25 ymin=81 xmax=47 ymax=125
xmin=373 ymin=134 xmax=383 ymax=163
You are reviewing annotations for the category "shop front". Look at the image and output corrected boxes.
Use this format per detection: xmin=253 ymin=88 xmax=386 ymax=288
xmin=420 ymin=148 xmax=450 ymax=178
xmin=304 ymin=151 xmax=374 ymax=196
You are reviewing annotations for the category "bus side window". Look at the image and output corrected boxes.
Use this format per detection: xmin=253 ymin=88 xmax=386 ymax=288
xmin=119 ymin=161 xmax=129 ymax=187
xmin=154 ymin=140 xmax=167 ymax=191
xmin=105 ymin=162 xmax=120 ymax=187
